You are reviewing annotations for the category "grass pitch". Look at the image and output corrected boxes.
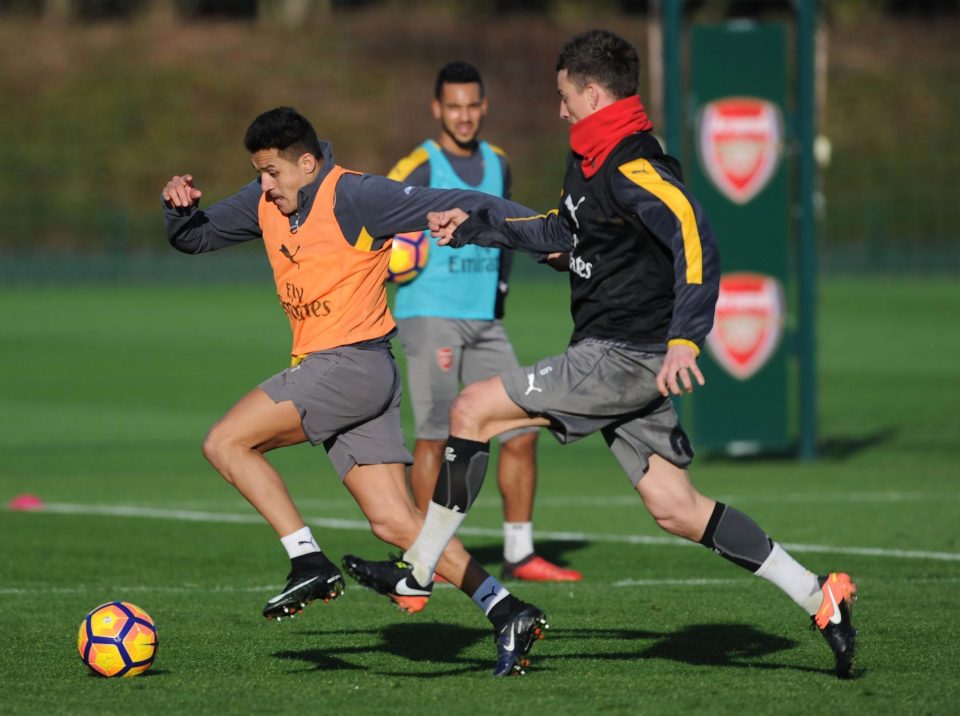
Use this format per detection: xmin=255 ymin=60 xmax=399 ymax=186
xmin=1 ymin=275 xmax=959 ymax=714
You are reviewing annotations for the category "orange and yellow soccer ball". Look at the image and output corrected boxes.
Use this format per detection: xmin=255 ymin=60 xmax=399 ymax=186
xmin=77 ymin=601 xmax=158 ymax=678
xmin=387 ymin=232 xmax=430 ymax=284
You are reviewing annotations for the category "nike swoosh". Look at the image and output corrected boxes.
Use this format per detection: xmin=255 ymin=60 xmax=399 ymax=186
xmin=503 ymin=628 xmax=515 ymax=652
xmin=825 ymin=585 xmax=842 ymax=625
xmin=266 ymin=576 xmax=319 ymax=604
xmin=394 ymin=577 xmax=431 ymax=597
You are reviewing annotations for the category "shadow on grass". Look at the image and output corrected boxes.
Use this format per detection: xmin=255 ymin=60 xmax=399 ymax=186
xmin=702 ymin=427 xmax=898 ymax=464
xmin=552 ymin=623 xmax=838 ymax=676
xmin=275 ymin=621 xmax=846 ymax=679
xmin=818 ymin=427 xmax=899 ymax=460
xmin=85 ymin=668 xmax=171 ymax=678
xmin=274 ymin=622 xmax=490 ymax=677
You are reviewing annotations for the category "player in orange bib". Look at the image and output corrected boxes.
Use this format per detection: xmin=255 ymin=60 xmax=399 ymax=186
xmin=161 ymin=107 xmax=546 ymax=676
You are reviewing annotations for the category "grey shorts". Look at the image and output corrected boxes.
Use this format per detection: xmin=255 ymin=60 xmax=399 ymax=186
xmin=501 ymin=338 xmax=694 ymax=486
xmin=259 ymin=345 xmax=413 ymax=479
xmin=397 ymin=317 xmax=536 ymax=443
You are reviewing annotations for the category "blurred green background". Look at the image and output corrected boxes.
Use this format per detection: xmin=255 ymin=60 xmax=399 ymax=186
xmin=1 ymin=0 xmax=958 ymax=279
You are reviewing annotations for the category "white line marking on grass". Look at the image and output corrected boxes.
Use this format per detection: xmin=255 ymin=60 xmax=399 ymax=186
xmin=24 ymin=502 xmax=960 ymax=562
xmin=115 ymin=490 xmax=958 ymax=513
xmin=613 ymin=578 xmax=745 ymax=587
xmin=507 ymin=491 xmax=959 ymax=508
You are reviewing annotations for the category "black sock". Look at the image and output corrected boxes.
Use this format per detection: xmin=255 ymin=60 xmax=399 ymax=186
xmin=291 ymin=551 xmax=334 ymax=574
xmin=486 ymin=594 xmax=523 ymax=631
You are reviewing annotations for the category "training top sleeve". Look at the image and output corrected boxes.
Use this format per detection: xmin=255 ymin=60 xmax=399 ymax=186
xmin=612 ymin=158 xmax=720 ymax=351
xmin=448 ymin=199 xmax=574 ymax=255
xmin=332 ymin=173 xmax=539 ymax=250
xmin=163 ymin=179 xmax=263 ymax=254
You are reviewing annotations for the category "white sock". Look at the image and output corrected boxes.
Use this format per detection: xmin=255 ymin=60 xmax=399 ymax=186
xmin=403 ymin=502 xmax=467 ymax=586
xmin=755 ymin=542 xmax=823 ymax=615
xmin=503 ymin=522 xmax=534 ymax=564
xmin=471 ymin=576 xmax=510 ymax=615
xmin=280 ymin=526 xmax=320 ymax=559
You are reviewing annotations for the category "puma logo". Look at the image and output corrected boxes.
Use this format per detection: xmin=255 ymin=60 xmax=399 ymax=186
xmin=564 ymin=194 xmax=587 ymax=229
xmin=524 ymin=373 xmax=542 ymax=396
xmin=279 ymin=243 xmax=301 ymax=267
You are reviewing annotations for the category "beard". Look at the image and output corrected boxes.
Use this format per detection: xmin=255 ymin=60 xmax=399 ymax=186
xmin=442 ymin=118 xmax=483 ymax=152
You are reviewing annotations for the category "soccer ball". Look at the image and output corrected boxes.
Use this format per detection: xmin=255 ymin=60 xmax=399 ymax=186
xmin=387 ymin=232 xmax=430 ymax=284
xmin=77 ymin=601 xmax=158 ymax=678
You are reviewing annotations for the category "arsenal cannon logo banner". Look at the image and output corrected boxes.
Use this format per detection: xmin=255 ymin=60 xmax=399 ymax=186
xmin=697 ymin=97 xmax=783 ymax=205
xmin=706 ymin=273 xmax=785 ymax=380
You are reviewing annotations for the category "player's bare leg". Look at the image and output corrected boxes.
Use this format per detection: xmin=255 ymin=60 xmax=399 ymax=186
xmin=633 ymin=455 xmax=715 ymax=541
xmin=635 ymin=454 xmax=857 ymax=677
xmin=497 ymin=432 xmax=537 ymax=524
xmin=394 ymin=377 xmax=551 ymax=587
xmin=202 ymin=387 xmax=343 ymax=619
xmin=202 ymin=387 xmax=309 ymax=537
xmin=498 ymin=431 xmax=582 ymax=581
xmin=411 ymin=428 xmax=578 ymax=581
xmin=452 ymin=376 xmax=551 ymax=442
xmin=344 ymin=461 xmax=490 ymax=612
xmin=342 ymin=377 xmax=551 ymax=674
xmin=409 ymin=438 xmax=444 ymax=513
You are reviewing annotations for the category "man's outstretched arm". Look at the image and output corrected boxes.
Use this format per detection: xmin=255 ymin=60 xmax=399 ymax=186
xmin=336 ymin=173 xmax=570 ymax=256
xmin=162 ymin=175 xmax=262 ymax=254
xmin=429 ymin=203 xmax=574 ymax=256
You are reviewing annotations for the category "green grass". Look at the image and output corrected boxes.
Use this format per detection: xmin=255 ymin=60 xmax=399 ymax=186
xmin=2 ymin=276 xmax=959 ymax=714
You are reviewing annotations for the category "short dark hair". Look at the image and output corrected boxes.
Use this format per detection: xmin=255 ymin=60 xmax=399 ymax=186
xmin=434 ymin=61 xmax=484 ymax=100
xmin=243 ymin=106 xmax=322 ymax=160
xmin=556 ymin=29 xmax=639 ymax=100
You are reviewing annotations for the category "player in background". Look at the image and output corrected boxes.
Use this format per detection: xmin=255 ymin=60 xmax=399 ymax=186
xmin=387 ymin=61 xmax=580 ymax=582
xmin=161 ymin=106 xmax=546 ymax=676
xmin=342 ymin=30 xmax=858 ymax=679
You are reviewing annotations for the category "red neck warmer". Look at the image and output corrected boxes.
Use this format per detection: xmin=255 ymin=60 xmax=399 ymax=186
xmin=569 ymin=95 xmax=653 ymax=178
